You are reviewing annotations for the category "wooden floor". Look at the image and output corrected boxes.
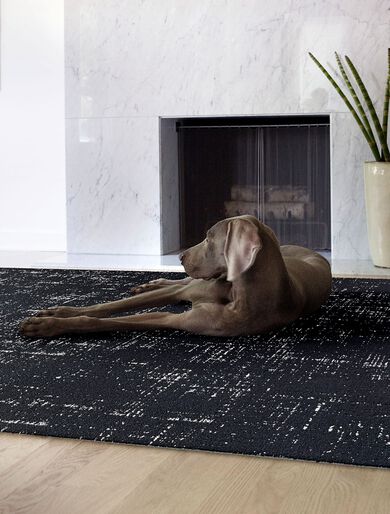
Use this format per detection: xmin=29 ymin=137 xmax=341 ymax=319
xmin=0 ymin=433 xmax=389 ymax=513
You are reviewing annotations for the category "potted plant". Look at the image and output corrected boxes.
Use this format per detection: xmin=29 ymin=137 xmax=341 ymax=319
xmin=309 ymin=49 xmax=390 ymax=268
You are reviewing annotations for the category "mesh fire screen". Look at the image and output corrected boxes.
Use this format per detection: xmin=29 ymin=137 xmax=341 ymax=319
xmin=178 ymin=116 xmax=330 ymax=250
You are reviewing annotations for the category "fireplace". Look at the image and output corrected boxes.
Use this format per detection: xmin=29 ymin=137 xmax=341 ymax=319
xmin=161 ymin=115 xmax=331 ymax=253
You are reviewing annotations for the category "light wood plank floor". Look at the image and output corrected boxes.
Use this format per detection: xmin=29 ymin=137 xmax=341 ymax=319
xmin=0 ymin=433 xmax=389 ymax=513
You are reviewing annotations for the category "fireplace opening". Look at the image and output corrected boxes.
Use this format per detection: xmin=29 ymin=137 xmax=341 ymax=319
xmin=160 ymin=115 xmax=331 ymax=253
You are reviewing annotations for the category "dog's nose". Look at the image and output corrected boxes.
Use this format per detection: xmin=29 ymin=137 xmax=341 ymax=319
xmin=179 ymin=251 xmax=186 ymax=264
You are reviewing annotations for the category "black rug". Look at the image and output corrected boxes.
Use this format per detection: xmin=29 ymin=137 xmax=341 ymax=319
xmin=0 ymin=268 xmax=389 ymax=468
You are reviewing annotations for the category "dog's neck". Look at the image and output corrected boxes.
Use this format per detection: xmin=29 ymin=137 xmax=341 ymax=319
xmin=229 ymin=239 xmax=293 ymax=313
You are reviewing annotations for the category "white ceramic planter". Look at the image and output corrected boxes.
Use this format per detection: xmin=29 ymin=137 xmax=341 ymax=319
xmin=364 ymin=161 xmax=390 ymax=268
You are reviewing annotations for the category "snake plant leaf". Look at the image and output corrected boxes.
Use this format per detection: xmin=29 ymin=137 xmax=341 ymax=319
xmin=383 ymin=48 xmax=389 ymax=149
xmin=345 ymin=55 xmax=390 ymax=161
xmin=308 ymin=52 xmax=382 ymax=161
xmin=335 ymin=52 xmax=380 ymax=159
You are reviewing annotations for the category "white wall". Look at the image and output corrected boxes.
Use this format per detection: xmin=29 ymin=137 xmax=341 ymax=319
xmin=0 ymin=0 xmax=66 ymax=251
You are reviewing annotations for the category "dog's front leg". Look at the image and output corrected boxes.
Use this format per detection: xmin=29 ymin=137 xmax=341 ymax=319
xmin=20 ymin=311 xmax=189 ymax=338
xmin=35 ymin=284 xmax=190 ymax=319
xmin=20 ymin=305 xmax=229 ymax=338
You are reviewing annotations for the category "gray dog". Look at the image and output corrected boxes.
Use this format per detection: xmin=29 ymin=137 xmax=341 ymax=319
xmin=20 ymin=215 xmax=332 ymax=338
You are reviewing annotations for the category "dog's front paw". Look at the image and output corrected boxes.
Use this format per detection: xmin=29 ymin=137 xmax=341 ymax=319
xmin=19 ymin=317 xmax=66 ymax=338
xmin=131 ymin=279 xmax=169 ymax=295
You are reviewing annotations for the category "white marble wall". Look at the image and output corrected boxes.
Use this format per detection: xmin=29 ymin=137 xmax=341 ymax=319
xmin=65 ymin=0 xmax=390 ymax=257
xmin=66 ymin=117 xmax=160 ymax=253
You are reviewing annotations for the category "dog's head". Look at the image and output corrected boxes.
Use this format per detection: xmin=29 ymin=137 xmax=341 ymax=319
xmin=180 ymin=215 xmax=267 ymax=282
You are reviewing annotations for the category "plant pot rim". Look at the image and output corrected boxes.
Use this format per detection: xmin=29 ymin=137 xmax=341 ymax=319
xmin=364 ymin=161 xmax=390 ymax=164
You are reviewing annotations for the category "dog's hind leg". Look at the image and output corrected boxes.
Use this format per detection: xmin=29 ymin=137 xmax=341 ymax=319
xmin=131 ymin=276 xmax=193 ymax=295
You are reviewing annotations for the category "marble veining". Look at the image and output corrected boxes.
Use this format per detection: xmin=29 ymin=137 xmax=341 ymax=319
xmin=65 ymin=0 xmax=389 ymax=118
xmin=65 ymin=0 xmax=390 ymax=256
xmin=66 ymin=117 xmax=161 ymax=254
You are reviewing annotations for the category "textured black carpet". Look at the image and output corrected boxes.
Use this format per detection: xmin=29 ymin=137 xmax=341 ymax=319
xmin=0 ymin=268 xmax=389 ymax=468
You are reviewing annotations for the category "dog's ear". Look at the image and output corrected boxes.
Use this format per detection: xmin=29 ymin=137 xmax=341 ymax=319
xmin=224 ymin=218 xmax=262 ymax=282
